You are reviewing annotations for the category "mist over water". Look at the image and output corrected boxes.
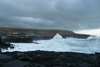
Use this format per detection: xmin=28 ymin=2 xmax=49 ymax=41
xmin=2 ymin=34 xmax=100 ymax=54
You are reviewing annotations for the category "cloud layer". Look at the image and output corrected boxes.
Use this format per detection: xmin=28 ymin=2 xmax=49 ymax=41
xmin=0 ymin=0 xmax=100 ymax=31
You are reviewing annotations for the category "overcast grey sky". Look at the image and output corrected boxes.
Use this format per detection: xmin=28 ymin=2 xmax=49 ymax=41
xmin=0 ymin=0 xmax=100 ymax=31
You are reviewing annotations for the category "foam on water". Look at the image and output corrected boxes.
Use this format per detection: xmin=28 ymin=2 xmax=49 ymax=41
xmin=53 ymin=33 xmax=62 ymax=39
xmin=2 ymin=34 xmax=100 ymax=54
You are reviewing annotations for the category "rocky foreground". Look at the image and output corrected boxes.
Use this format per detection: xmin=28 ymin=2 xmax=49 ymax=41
xmin=0 ymin=51 xmax=100 ymax=67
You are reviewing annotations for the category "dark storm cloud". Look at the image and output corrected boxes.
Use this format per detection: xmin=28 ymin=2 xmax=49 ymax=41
xmin=0 ymin=0 xmax=100 ymax=31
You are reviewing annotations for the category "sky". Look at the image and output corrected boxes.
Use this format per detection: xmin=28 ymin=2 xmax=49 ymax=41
xmin=0 ymin=0 xmax=100 ymax=36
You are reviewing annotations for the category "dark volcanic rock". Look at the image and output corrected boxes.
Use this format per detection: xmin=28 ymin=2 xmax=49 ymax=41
xmin=62 ymin=34 xmax=90 ymax=39
xmin=0 ymin=54 xmax=31 ymax=67
xmin=3 ymin=37 xmax=33 ymax=43
xmin=1 ymin=51 xmax=100 ymax=67
xmin=0 ymin=37 xmax=14 ymax=52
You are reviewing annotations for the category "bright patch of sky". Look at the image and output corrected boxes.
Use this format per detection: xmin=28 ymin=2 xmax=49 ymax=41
xmin=75 ymin=29 xmax=100 ymax=36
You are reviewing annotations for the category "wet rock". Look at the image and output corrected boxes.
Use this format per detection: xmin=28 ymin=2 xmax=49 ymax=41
xmin=0 ymin=36 xmax=14 ymax=52
xmin=0 ymin=53 xmax=31 ymax=67
xmin=3 ymin=60 xmax=30 ymax=67
xmin=0 ymin=54 xmax=13 ymax=63
xmin=1 ymin=51 xmax=99 ymax=67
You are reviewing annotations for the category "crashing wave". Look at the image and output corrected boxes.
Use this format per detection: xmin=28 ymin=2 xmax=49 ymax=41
xmin=2 ymin=34 xmax=100 ymax=54
xmin=53 ymin=33 xmax=62 ymax=39
xmin=87 ymin=35 xmax=100 ymax=40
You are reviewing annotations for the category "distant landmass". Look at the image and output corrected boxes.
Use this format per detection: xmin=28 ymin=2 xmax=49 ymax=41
xmin=0 ymin=27 xmax=90 ymax=42
xmin=0 ymin=27 xmax=74 ymax=37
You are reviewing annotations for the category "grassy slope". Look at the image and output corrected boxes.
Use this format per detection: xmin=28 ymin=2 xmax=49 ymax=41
xmin=0 ymin=27 xmax=75 ymax=37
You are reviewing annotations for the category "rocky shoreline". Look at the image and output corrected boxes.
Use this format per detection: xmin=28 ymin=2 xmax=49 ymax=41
xmin=0 ymin=51 xmax=100 ymax=67
xmin=0 ymin=36 xmax=100 ymax=67
xmin=0 ymin=37 xmax=14 ymax=52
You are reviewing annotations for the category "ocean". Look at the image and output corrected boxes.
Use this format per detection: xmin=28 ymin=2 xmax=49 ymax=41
xmin=2 ymin=34 xmax=100 ymax=54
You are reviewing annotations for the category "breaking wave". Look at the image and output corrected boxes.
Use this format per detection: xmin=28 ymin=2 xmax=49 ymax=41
xmin=2 ymin=34 xmax=100 ymax=54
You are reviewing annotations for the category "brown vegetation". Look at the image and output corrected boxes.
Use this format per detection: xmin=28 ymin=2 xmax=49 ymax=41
xmin=0 ymin=27 xmax=75 ymax=37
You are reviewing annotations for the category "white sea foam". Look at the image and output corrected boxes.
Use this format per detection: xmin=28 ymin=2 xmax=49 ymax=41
xmin=2 ymin=34 xmax=100 ymax=54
